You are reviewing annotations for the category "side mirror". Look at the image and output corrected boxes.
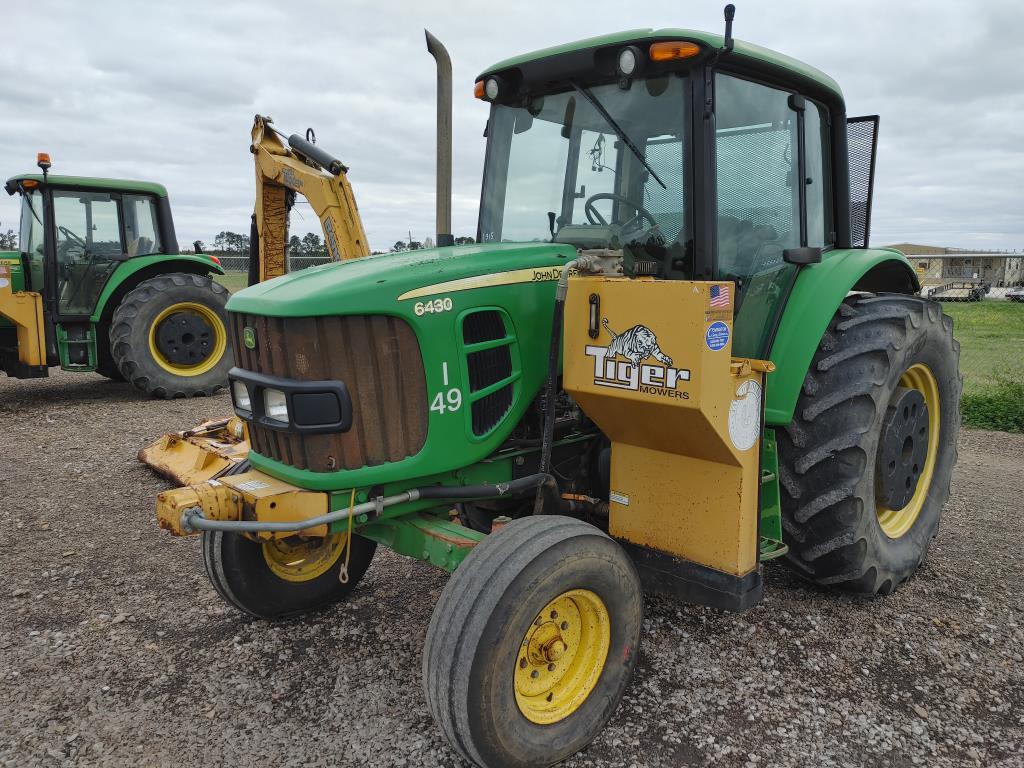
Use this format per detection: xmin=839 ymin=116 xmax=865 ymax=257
xmin=783 ymin=246 xmax=822 ymax=265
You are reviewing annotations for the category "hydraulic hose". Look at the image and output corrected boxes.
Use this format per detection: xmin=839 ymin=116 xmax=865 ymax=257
xmin=181 ymin=473 xmax=554 ymax=534
xmin=417 ymin=473 xmax=555 ymax=501
xmin=532 ymin=259 xmax=578 ymax=515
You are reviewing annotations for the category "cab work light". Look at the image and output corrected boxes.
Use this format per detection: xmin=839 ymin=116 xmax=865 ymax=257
xmin=648 ymin=41 xmax=701 ymax=62
xmin=475 ymin=76 xmax=504 ymax=101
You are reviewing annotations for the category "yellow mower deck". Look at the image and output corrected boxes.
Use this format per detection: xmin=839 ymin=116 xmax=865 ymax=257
xmin=138 ymin=417 xmax=250 ymax=486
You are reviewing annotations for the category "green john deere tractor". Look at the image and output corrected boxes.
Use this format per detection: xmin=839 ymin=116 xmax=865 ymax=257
xmin=1 ymin=157 xmax=230 ymax=397
xmin=154 ymin=12 xmax=960 ymax=767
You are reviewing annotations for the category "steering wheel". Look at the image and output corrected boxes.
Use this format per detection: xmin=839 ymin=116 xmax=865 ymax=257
xmin=584 ymin=193 xmax=658 ymax=232
xmin=58 ymin=225 xmax=87 ymax=247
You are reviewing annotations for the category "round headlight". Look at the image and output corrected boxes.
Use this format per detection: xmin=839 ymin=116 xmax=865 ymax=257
xmin=485 ymin=77 xmax=500 ymax=100
xmin=618 ymin=47 xmax=638 ymax=77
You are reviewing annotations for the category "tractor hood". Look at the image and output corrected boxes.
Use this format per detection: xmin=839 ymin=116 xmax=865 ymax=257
xmin=227 ymin=242 xmax=577 ymax=318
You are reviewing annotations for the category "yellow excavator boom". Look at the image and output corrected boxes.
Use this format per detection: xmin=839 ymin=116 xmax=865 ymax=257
xmin=250 ymin=114 xmax=370 ymax=281
xmin=139 ymin=115 xmax=371 ymax=485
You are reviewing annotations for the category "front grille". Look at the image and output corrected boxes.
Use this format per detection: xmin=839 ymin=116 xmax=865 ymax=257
xmin=230 ymin=312 xmax=427 ymax=472
xmin=471 ymin=384 xmax=514 ymax=436
xmin=461 ymin=309 xmax=516 ymax=436
xmin=467 ymin=347 xmax=512 ymax=392
xmin=463 ymin=310 xmax=506 ymax=345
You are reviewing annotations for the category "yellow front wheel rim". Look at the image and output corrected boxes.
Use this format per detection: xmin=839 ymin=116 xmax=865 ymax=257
xmin=148 ymin=301 xmax=227 ymax=377
xmin=876 ymin=363 xmax=941 ymax=538
xmin=514 ymin=589 xmax=610 ymax=725
xmin=262 ymin=535 xmax=346 ymax=583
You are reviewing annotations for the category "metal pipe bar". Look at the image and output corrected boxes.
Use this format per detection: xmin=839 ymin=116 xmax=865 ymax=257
xmin=182 ymin=491 xmax=419 ymax=534
xmin=425 ymin=30 xmax=454 ymax=247
xmin=180 ymin=473 xmax=554 ymax=535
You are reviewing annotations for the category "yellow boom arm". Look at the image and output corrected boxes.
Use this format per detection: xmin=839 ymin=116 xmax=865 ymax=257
xmin=250 ymin=115 xmax=370 ymax=282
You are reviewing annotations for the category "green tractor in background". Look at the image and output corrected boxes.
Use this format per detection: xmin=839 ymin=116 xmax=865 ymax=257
xmin=1 ymin=155 xmax=230 ymax=397
xmin=153 ymin=12 xmax=961 ymax=768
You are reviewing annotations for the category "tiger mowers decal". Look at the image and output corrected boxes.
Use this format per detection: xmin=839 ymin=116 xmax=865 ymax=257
xmin=584 ymin=319 xmax=691 ymax=399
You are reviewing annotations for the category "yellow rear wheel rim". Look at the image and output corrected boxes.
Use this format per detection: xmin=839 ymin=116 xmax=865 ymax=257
xmin=148 ymin=301 xmax=227 ymax=377
xmin=514 ymin=589 xmax=610 ymax=725
xmin=876 ymin=363 xmax=941 ymax=538
xmin=262 ymin=535 xmax=346 ymax=583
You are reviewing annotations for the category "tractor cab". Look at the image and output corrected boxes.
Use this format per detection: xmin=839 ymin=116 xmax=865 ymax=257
xmin=1 ymin=157 xmax=231 ymax=394
xmin=9 ymin=163 xmax=177 ymax=321
xmin=475 ymin=29 xmax=887 ymax=359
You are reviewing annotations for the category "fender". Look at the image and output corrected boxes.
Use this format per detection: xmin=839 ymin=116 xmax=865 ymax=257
xmin=91 ymin=254 xmax=225 ymax=323
xmin=765 ymin=248 xmax=919 ymax=425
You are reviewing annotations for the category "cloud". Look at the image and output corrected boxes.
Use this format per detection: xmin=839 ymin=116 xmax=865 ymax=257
xmin=2 ymin=0 xmax=1021 ymax=252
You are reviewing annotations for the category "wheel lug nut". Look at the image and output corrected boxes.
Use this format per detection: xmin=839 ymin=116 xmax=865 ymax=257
xmin=519 ymin=658 xmax=527 ymax=669
xmin=560 ymin=621 xmax=568 ymax=630
xmin=547 ymin=663 xmax=555 ymax=671
xmin=531 ymin=670 xmax=539 ymax=679
xmin=550 ymin=610 xmax=558 ymax=619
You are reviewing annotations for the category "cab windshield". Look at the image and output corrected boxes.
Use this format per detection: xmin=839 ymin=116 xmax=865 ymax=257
xmin=479 ymin=75 xmax=690 ymax=272
xmin=19 ymin=191 xmax=46 ymax=292
xmin=19 ymin=190 xmax=45 ymax=258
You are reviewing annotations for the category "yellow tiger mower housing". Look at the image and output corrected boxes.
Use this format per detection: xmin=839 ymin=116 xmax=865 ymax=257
xmin=563 ymin=275 xmax=773 ymax=607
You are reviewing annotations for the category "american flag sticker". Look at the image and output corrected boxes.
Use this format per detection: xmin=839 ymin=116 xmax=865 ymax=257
xmin=709 ymin=283 xmax=731 ymax=309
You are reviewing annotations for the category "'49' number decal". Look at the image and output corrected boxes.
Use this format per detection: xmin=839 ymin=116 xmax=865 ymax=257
xmin=430 ymin=362 xmax=463 ymax=415
xmin=415 ymin=297 xmax=453 ymax=316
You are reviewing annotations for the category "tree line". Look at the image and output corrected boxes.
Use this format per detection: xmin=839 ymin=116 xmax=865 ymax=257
xmin=0 ymin=222 xmax=17 ymax=250
xmin=0 ymin=223 xmax=476 ymax=255
xmin=201 ymin=230 xmax=475 ymax=256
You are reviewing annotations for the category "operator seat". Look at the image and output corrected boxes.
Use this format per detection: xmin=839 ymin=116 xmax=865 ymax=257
xmin=127 ymin=236 xmax=154 ymax=258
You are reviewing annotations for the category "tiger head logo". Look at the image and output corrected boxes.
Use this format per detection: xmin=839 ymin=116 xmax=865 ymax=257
xmin=601 ymin=318 xmax=673 ymax=369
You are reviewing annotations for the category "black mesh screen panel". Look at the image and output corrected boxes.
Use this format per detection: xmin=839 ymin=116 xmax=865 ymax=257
xmin=848 ymin=116 xmax=879 ymax=248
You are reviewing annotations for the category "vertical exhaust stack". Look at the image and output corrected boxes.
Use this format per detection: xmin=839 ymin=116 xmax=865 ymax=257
xmin=425 ymin=30 xmax=454 ymax=247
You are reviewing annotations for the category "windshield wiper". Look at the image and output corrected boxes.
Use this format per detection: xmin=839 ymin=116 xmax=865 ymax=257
xmin=569 ymin=82 xmax=666 ymax=190
xmin=27 ymin=193 xmax=43 ymax=227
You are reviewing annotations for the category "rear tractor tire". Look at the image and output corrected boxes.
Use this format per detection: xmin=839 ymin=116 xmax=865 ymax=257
xmin=201 ymin=530 xmax=376 ymax=620
xmin=424 ymin=516 xmax=642 ymax=768
xmin=110 ymin=273 xmax=231 ymax=398
xmin=777 ymin=293 xmax=961 ymax=594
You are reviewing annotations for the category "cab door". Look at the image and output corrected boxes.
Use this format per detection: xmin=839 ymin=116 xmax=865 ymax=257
xmin=47 ymin=188 xmax=127 ymax=319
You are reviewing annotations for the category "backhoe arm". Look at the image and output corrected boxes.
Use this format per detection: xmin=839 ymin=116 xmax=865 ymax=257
xmin=250 ymin=115 xmax=370 ymax=283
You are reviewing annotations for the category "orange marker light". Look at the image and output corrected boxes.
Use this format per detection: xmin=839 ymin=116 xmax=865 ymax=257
xmin=37 ymin=152 xmax=51 ymax=167
xmin=22 ymin=180 xmax=39 ymax=189
xmin=474 ymin=80 xmax=485 ymax=99
xmin=649 ymin=41 xmax=702 ymax=62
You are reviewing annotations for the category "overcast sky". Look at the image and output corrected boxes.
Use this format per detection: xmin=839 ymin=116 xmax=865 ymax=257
xmin=2 ymin=0 xmax=1022 ymax=252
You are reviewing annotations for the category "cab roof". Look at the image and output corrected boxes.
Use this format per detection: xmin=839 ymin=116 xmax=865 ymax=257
xmin=5 ymin=174 xmax=169 ymax=197
xmin=479 ymin=27 xmax=842 ymax=101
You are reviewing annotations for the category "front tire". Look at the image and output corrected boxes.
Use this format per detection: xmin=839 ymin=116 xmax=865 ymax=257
xmin=777 ymin=293 xmax=961 ymax=594
xmin=110 ymin=273 xmax=231 ymax=398
xmin=424 ymin=516 xmax=642 ymax=768
xmin=201 ymin=530 xmax=376 ymax=619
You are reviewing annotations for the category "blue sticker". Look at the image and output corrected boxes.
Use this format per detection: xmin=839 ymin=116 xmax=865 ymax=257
xmin=706 ymin=321 xmax=730 ymax=351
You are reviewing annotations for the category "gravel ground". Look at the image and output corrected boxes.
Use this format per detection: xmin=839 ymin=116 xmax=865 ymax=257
xmin=1 ymin=369 xmax=1022 ymax=767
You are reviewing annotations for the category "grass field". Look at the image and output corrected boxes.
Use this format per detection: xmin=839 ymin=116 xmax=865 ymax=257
xmin=943 ymin=301 xmax=1024 ymax=432
xmin=214 ymin=271 xmax=249 ymax=293
xmin=943 ymin=301 xmax=1024 ymax=389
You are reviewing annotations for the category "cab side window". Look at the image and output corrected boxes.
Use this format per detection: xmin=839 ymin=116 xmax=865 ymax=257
xmin=805 ymin=102 xmax=832 ymax=248
xmin=715 ymin=74 xmax=799 ymax=276
xmin=716 ymin=73 xmax=834 ymax=358
xmin=124 ymin=194 xmax=163 ymax=256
